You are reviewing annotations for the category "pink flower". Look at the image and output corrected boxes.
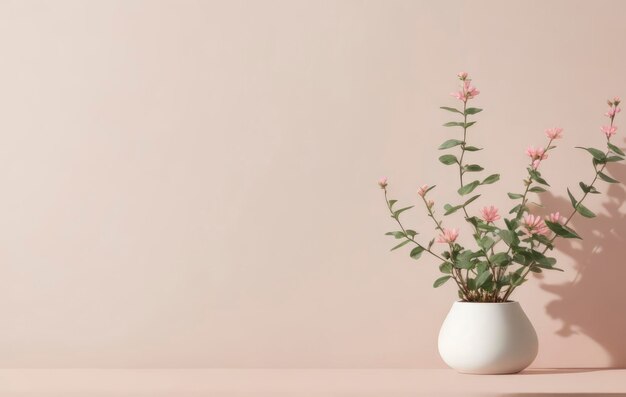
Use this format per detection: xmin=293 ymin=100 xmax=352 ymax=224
xmin=526 ymin=146 xmax=548 ymax=161
xmin=378 ymin=177 xmax=388 ymax=189
xmin=437 ymin=228 xmax=459 ymax=244
xmin=417 ymin=184 xmax=429 ymax=197
xmin=426 ymin=199 xmax=435 ymax=209
xmin=457 ymin=71 xmax=468 ymax=80
xmin=545 ymin=127 xmax=563 ymax=140
xmin=605 ymin=107 xmax=621 ymax=117
xmin=451 ymin=79 xmax=480 ymax=102
xmin=463 ymin=81 xmax=480 ymax=99
xmin=451 ymin=91 xmax=465 ymax=101
xmin=531 ymin=159 xmax=542 ymax=170
xmin=480 ymin=206 xmax=501 ymax=223
xmin=523 ymin=214 xmax=550 ymax=237
xmin=601 ymin=125 xmax=618 ymax=138
xmin=614 ymin=96 xmax=621 ymax=105
xmin=546 ymin=212 xmax=566 ymax=224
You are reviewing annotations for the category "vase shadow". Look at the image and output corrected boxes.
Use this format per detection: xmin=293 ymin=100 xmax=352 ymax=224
xmin=534 ymin=150 xmax=626 ymax=367
xmin=519 ymin=368 xmax=612 ymax=375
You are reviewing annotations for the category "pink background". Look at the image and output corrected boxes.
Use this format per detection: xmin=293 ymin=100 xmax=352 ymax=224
xmin=0 ymin=0 xmax=625 ymax=369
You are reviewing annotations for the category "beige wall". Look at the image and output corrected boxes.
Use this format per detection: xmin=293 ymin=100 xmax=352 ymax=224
xmin=0 ymin=0 xmax=625 ymax=368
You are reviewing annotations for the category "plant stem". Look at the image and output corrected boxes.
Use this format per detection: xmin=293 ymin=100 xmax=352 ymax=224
xmin=458 ymin=101 xmax=472 ymax=222
xmin=384 ymin=190 xmax=470 ymax=299
xmin=496 ymin=137 xmax=556 ymax=299
xmin=503 ymin=127 xmax=615 ymax=301
xmin=420 ymin=195 xmax=469 ymax=291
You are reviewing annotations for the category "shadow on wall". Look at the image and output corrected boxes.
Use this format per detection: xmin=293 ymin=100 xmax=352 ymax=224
xmin=535 ymin=148 xmax=626 ymax=367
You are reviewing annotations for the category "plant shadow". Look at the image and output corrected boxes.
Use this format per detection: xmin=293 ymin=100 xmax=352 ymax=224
xmin=534 ymin=149 xmax=626 ymax=367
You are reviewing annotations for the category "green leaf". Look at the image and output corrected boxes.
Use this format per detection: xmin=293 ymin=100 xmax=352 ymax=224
xmin=528 ymin=169 xmax=550 ymax=186
xmin=455 ymin=251 xmax=476 ymax=269
xmin=513 ymin=251 xmax=533 ymax=266
xmin=465 ymin=107 xmax=483 ymax=115
xmin=490 ymin=252 xmax=511 ymax=266
xmin=433 ymin=275 xmax=452 ymax=288
xmin=393 ymin=206 xmax=414 ymax=218
xmin=606 ymin=155 xmax=624 ymax=162
xmin=482 ymin=174 xmax=500 ymax=185
xmin=477 ymin=236 xmax=495 ymax=251
xmin=567 ymin=188 xmax=578 ymax=208
xmin=405 ymin=230 xmax=418 ymax=237
xmin=608 ymin=142 xmax=625 ymax=156
xmin=476 ymin=261 xmax=488 ymax=275
xmin=385 ymin=231 xmax=405 ymax=239
xmin=475 ymin=271 xmax=492 ymax=289
xmin=482 ymin=278 xmax=495 ymax=292
xmin=439 ymin=154 xmax=458 ymax=165
xmin=579 ymin=182 xmax=597 ymax=194
xmin=532 ymin=175 xmax=550 ymax=186
xmin=440 ymin=106 xmax=463 ymax=114
xmin=499 ymin=230 xmax=518 ymax=247
xmin=463 ymin=194 xmax=481 ymax=207
xmin=533 ymin=234 xmax=554 ymax=248
xmin=410 ymin=246 xmax=425 ymax=259
xmin=466 ymin=216 xmax=479 ymax=228
xmin=598 ymin=171 xmax=619 ymax=183
xmin=439 ymin=139 xmax=464 ymax=150
xmin=508 ymin=203 xmax=522 ymax=214
xmin=443 ymin=203 xmax=463 ymax=215
xmin=458 ymin=180 xmax=480 ymax=195
xmin=466 ymin=278 xmax=477 ymax=290
xmin=390 ymin=240 xmax=411 ymax=251
xmin=497 ymin=274 xmax=511 ymax=288
xmin=576 ymin=203 xmax=596 ymax=218
xmin=388 ymin=200 xmax=398 ymax=209
xmin=545 ymin=220 xmax=581 ymax=239
xmin=444 ymin=121 xmax=477 ymax=128
xmin=510 ymin=270 xmax=526 ymax=286
xmin=476 ymin=220 xmax=497 ymax=232
xmin=464 ymin=164 xmax=484 ymax=172
xmin=529 ymin=186 xmax=547 ymax=193
xmin=504 ymin=218 xmax=518 ymax=231
xmin=439 ymin=262 xmax=453 ymax=274
xmin=464 ymin=146 xmax=482 ymax=152
xmin=535 ymin=256 xmax=557 ymax=269
xmin=508 ymin=192 xmax=523 ymax=199
xmin=576 ymin=146 xmax=607 ymax=161
xmin=534 ymin=259 xmax=563 ymax=271
xmin=443 ymin=121 xmax=464 ymax=127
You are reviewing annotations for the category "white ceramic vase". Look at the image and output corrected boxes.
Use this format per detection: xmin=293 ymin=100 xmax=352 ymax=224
xmin=438 ymin=301 xmax=538 ymax=374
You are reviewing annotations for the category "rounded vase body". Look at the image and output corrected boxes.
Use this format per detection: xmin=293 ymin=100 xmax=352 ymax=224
xmin=438 ymin=301 xmax=538 ymax=374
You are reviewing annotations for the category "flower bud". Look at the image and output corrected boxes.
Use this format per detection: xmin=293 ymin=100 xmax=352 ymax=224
xmin=378 ymin=177 xmax=388 ymax=189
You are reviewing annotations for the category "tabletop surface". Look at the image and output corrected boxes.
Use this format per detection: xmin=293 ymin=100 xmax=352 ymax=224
xmin=0 ymin=368 xmax=624 ymax=396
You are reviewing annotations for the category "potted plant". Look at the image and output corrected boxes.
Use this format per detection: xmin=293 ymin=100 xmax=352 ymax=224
xmin=378 ymin=72 xmax=622 ymax=374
